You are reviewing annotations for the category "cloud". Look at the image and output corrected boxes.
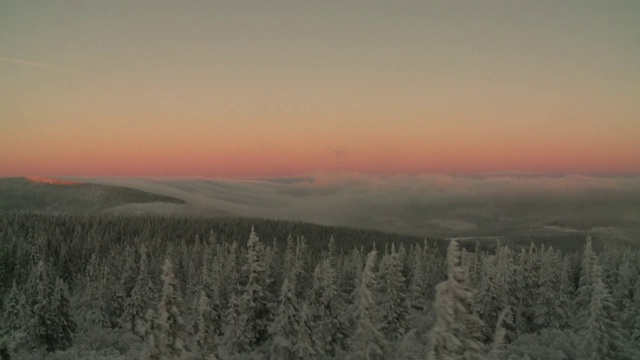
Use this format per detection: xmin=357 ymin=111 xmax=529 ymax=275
xmin=76 ymin=173 xmax=640 ymax=237
xmin=0 ymin=56 xmax=102 ymax=77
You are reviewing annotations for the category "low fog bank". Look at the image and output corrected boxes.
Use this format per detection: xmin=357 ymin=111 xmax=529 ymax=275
xmin=74 ymin=173 xmax=640 ymax=238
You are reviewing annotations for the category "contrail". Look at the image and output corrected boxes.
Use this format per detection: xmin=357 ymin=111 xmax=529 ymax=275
xmin=0 ymin=56 xmax=103 ymax=77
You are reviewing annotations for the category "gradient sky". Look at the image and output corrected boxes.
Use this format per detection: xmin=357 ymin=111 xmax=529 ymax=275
xmin=1 ymin=1 xmax=639 ymax=177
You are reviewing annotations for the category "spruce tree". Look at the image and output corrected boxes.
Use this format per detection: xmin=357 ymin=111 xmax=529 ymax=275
xmin=154 ymin=258 xmax=190 ymax=359
xmin=30 ymin=260 xmax=55 ymax=352
xmin=223 ymin=292 xmax=251 ymax=355
xmin=1 ymin=280 xmax=26 ymax=337
xmin=375 ymin=244 xmax=409 ymax=342
xmin=577 ymin=236 xmax=598 ymax=302
xmin=627 ymin=278 xmax=640 ymax=357
xmin=293 ymin=236 xmax=312 ymax=299
xmin=427 ymin=239 xmax=486 ymax=360
xmin=79 ymin=254 xmax=109 ymax=329
xmin=512 ymin=246 xmax=538 ymax=334
xmin=293 ymin=304 xmax=317 ymax=359
xmin=613 ymin=250 xmax=636 ymax=311
xmin=270 ymin=279 xmax=298 ymax=360
xmin=558 ymin=256 xmax=575 ymax=321
xmin=198 ymin=252 xmax=223 ymax=338
xmin=123 ymin=244 xmax=154 ymax=337
xmin=579 ymin=263 xmax=626 ymax=360
xmin=284 ymin=235 xmax=296 ymax=285
xmin=489 ymin=307 xmax=511 ymax=360
xmin=409 ymin=246 xmax=428 ymax=311
xmin=309 ymin=258 xmax=349 ymax=357
xmin=48 ymin=277 xmax=76 ymax=352
xmin=238 ymin=227 xmax=273 ymax=348
xmin=573 ymin=236 xmax=600 ymax=331
xmin=194 ymin=291 xmax=220 ymax=360
xmin=533 ymin=249 xmax=566 ymax=329
xmin=0 ymin=280 xmax=27 ymax=354
xmin=218 ymin=241 xmax=238 ymax=310
xmin=340 ymin=247 xmax=363 ymax=303
xmin=349 ymin=249 xmax=386 ymax=360
xmin=142 ymin=309 xmax=161 ymax=360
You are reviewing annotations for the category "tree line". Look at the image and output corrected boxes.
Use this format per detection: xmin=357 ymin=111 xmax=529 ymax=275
xmin=0 ymin=212 xmax=639 ymax=359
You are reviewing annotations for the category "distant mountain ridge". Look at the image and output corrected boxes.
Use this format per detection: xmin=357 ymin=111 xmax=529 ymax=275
xmin=0 ymin=177 xmax=185 ymax=214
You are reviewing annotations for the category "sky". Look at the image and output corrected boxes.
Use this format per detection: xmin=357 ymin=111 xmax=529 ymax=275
xmin=1 ymin=0 xmax=639 ymax=177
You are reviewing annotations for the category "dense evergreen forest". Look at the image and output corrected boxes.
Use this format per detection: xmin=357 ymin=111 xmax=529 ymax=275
xmin=0 ymin=213 xmax=639 ymax=359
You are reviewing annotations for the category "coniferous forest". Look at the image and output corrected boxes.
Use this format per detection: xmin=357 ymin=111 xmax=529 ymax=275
xmin=1 ymin=212 xmax=639 ymax=359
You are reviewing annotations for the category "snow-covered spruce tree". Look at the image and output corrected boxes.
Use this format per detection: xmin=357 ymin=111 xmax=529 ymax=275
xmin=328 ymin=235 xmax=338 ymax=266
xmin=269 ymin=279 xmax=298 ymax=360
xmin=27 ymin=260 xmax=76 ymax=353
xmin=558 ymin=256 xmax=575 ymax=320
xmin=196 ymin=248 xmax=223 ymax=339
xmin=613 ymin=250 xmax=636 ymax=312
xmin=147 ymin=258 xmax=190 ymax=359
xmin=349 ymin=249 xmax=387 ymax=360
xmin=309 ymin=258 xmax=349 ymax=357
xmin=375 ymin=243 xmax=409 ymax=342
xmin=409 ymin=244 xmax=429 ymax=312
xmin=78 ymin=253 xmax=109 ymax=329
xmin=495 ymin=247 xmax=518 ymax=339
xmin=238 ymin=227 xmax=273 ymax=349
xmin=627 ymin=278 xmax=640 ymax=357
xmin=189 ymin=235 xmax=204 ymax=291
xmin=283 ymin=235 xmax=296 ymax=285
xmin=427 ymin=241 xmax=448 ymax=303
xmin=225 ymin=227 xmax=273 ymax=356
xmin=48 ymin=277 xmax=76 ymax=352
xmin=397 ymin=243 xmax=411 ymax=284
xmin=339 ymin=247 xmax=363 ymax=303
xmin=475 ymin=247 xmax=514 ymax=339
xmin=0 ymin=280 xmax=27 ymax=353
xmin=222 ymin=292 xmax=251 ymax=355
xmin=293 ymin=236 xmax=312 ymax=299
xmin=123 ymin=244 xmax=155 ymax=338
xmin=114 ymin=245 xmax=137 ymax=329
xmin=469 ymin=242 xmax=484 ymax=289
xmin=194 ymin=290 xmax=220 ymax=360
xmin=570 ymin=236 xmax=599 ymax=332
xmin=512 ymin=246 xmax=538 ymax=334
xmin=191 ymin=245 xmax=212 ymax=325
xmin=489 ymin=307 xmax=511 ymax=360
xmin=176 ymin=239 xmax=190 ymax=297
xmin=1 ymin=280 xmax=26 ymax=334
xmin=0 ymin=242 xmax=13 ymax=303
xmin=600 ymin=247 xmax=619 ymax=293
xmin=119 ymin=244 xmax=138 ymax=299
xmin=29 ymin=260 xmax=55 ymax=351
xmin=282 ymin=235 xmax=308 ymax=298
xmin=263 ymin=239 xmax=281 ymax=305
xmin=293 ymin=303 xmax=317 ymax=359
xmin=533 ymin=248 xmax=566 ymax=330
xmin=142 ymin=309 xmax=161 ymax=360
xmin=579 ymin=263 xmax=627 ymax=360
xmin=218 ymin=241 xmax=238 ymax=310
xmin=104 ymin=259 xmax=127 ymax=328
xmin=576 ymin=236 xmax=598 ymax=307
xmin=427 ymin=239 xmax=486 ymax=360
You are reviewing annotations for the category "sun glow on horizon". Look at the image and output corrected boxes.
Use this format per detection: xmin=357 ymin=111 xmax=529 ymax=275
xmin=24 ymin=176 xmax=82 ymax=185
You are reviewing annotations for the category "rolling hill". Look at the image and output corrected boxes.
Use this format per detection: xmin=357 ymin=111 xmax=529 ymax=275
xmin=0 ymin=177 xmax=186 ymax=214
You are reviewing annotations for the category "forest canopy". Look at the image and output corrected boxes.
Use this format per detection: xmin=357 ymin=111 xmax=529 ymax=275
xmin=0 ymin=213 xmax=639 ymax=359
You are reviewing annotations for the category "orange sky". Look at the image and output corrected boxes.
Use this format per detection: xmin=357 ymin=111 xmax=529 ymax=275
xmin=1 ymin=1 xmax=639 ymax=177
